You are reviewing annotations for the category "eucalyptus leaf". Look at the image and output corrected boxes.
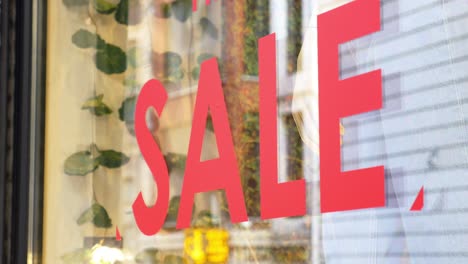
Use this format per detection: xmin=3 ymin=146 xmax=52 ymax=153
xmin=118 ymin=96 xmax=137 ymax=122
xmin=114 ymin=0 xmax=129 ymax=24
xmin=158 ymin=3 xmax=172 ymax=18
xmin=81 ymin=94 xmax=113 ymax=116
xmin=192 ymin=54 xmax=219 ymax=80
xmin=167 ymin=68 xmax=184 ymax=81
xmin=96 ymin=37 xmax=107 ymax=51
xmin=162 ymin=52 xmax=183 ymax=81
xmin=171 ymin=0 xmax=191 ymax=22
xmin=163 ymin=51 xmax=182 ymax=69
xmin=197 ymin=53 xmax=216 ymax=64
xmin=77 ymin=203 xmax=113 ymax=228
xmin=93 ymin=0 xmax=117 ymax=14
xmin=135 ymin=248 xmax=160 ymax=264
xmin=152 ymin=51 xmax=184 ymax=81
xmin=82 ymin=94 xmax=104 ymax=108
xmin=119 ymin=96 xmax=137 ymax=135
xmin=64 ymin=151 xmax=99 ymax=176
xmin=191 ymin=66 xmax=200 ymax=80
xmin=194 ymin=54 xmax=224 ymax=79
xmin=72 ymin=29 xmax=105 ymax=49
xmin=114 ymin=0 xmax=143 ymax=25
xmin=89 ymin=104 xmax=112 ymax=116
xmin=163 ymin=255 xmax=184 ymax=264
xmin=164 ymin=153 xmax=186 ymax=173
xmin=200 ymin=17 xmax=218 ymax=39
xmin=95 ymin=43 xmax=127 ymax=74
xmin=95 ymin=150 xmax=130 ymax=168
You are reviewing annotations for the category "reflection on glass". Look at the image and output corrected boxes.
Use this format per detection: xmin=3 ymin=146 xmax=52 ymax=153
xmin=40 ymin=0 xmax=468 ymax=264
xmin=43 ymin=0 xmax=312 ymax=263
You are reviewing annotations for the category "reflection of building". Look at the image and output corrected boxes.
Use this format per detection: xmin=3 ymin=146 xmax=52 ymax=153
xmin=2 ymin=0 xmax=319 ymax=261
xmin=140 ymin=0 xmax=318 ymax=263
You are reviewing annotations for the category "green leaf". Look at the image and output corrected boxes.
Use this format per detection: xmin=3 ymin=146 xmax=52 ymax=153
xmin=115 ymin=0 xmax=143 ymax=25
xmin=61 ymin=248 xmax=92 ymax=264
xmin=89 ymin=104 xmax=112 ymax=116
xmin=163 ymin=51 xmax=182 ymax=69
xmin=200 ymin=17 xmax=218 ymax=39
xmin=164 ymin=153 xmax=186 ymax=173
xmin=135 ymin=248 xmax=160 ymax=264
xmin=162 ymin=52 xmax=183 ymax=81
xmin=171 ymin=0 xmax=191 ymax=22
xmin=77 ymin=203 xmax=112 ymax=228
xmin=119 ymin=96 xmax=137 ymax=135
xmin=95 ymin=43 xmax=127 ymax=74
xmin=194 ymin=54 xmax=223 ymax=79
xmin=159 ymin=3 xmax=172 ymax=18
xmin=93 ymin=0 xmax=117 ymax=14
xmin=163 ymin=255 xmax=183 ymax=264
xmin=167 ymin=68 xmax=184 ymax=81
xmin=114 ymin=0 xmax=129 ymax=24
xmin=197 ymin=53 xmax=216 ymax=65
xmin=72 ymin=29 xmax=105 ymax=49
xmin=153 ymin=52 xmax=184 ymax=81
xmin=95 ymin=150 xmax=130 ymax=168
xmin=63 ymin=0 xmax=89 ymax=8
xmin=64 ymin=151 xmax=99 ymax=176
xmin=82 ymin=94 xmax=104 ymax=108
xmin=118 ymin=96 xmax=137 ymax=122
xmin=191 ymin=66 xmax=200 ymax=80
xmin=81 ymin=94 xmax=113 ymax=116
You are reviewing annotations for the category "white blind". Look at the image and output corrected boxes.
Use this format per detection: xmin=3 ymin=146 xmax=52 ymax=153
xmin=318 ymin=0 xmax=468 ymax=263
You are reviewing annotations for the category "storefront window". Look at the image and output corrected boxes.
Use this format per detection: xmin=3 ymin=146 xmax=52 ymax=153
xmin=18 ymin=0 xmax=468 ymax=263
xmin=42 ymin=0 xmax=311 ymax=263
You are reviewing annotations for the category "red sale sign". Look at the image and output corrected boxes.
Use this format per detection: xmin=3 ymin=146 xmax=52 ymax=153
xmin=131 ymin=0 xmax=422 ymax=236
xmin=318 ymin=0 xmax=385 ymax=213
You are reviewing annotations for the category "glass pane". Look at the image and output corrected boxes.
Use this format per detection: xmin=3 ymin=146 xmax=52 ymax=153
xmin=42 ymin=0 xmax=312 ymax=263
xmin=38 ymin=0 xmax=468 ymax=264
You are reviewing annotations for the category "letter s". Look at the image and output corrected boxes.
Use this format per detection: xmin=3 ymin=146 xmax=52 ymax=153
xmin=133 ymin=79 xmax=170 ymax=235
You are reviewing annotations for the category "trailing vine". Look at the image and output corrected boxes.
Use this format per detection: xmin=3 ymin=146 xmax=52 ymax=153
xmin=61 ymin=1 xmax=223 ymax=262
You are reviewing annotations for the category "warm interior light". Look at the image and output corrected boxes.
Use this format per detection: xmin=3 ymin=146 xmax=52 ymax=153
xmin=90 ymin=245 xmax=124 ymax=264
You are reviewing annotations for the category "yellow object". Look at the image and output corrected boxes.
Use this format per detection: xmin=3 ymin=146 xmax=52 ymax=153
xmin=184 ymin=228 xmax=229 ymax=264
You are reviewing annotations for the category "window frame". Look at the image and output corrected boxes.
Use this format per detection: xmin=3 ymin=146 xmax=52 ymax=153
xmin=0 ymin=0 xmax=48 ymax=263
